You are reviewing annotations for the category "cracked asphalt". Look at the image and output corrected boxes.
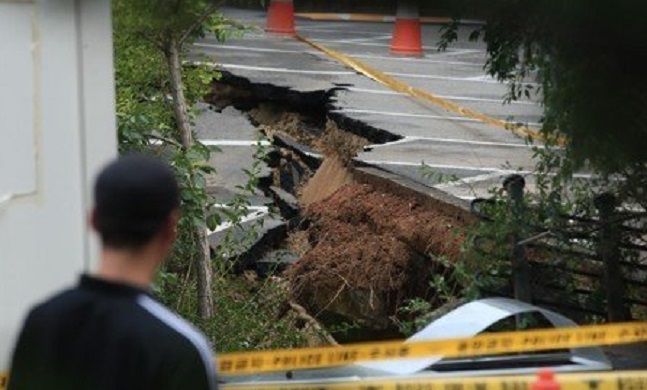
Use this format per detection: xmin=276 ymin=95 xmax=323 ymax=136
xmin=193 ymin=6 xmax=545 ymax=202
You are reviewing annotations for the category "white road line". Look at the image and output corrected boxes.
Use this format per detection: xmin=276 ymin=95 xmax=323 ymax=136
xmin=310 ymin=38 xmax=480 ymax=53
xmin=336 ymin=35 xmax=392 ymax=43
xmin=200 ymin=140 xmax=271 ymax=147
xmin=384 ymin=71 xmax=496 ymax=83
xmin=210 ymin=63 xmax=355 ymax=75
xmin=361 ymin=160 xmax=510 ymax=172
xmin=195 ymin=43 xmax=484 ymax=67
xmin=196 ymin=49 xmax=530 ymax=89
xmin=228 ymin=33 xmax=263 ymax=38
xmin=362 ymin=160 xmax=595 ymax=180
xmin=301 ymin=16 xmax=396 ymax=24
xmin=365 ymin=136 xmax=533 ymax=149
xmin=385 ymin=71 xmax=539 ymax=87
xmin=350 ymin=53 xmax=484 ymax=67
xmin=345 ymin=87 xmax=537 ymax=106
xmin=195 ymin=43 xmax=311 ymax=55
xmin=337 ymin=108 xmax=480 ymax=123
xmin=222 ymin=37 xmax=397 ymax=48
xmin=297 ymin=26 xmax=393 ymax=35
xmin=346 ymin=87 xmax=404 ymax=96
xmin=340 ymin=108 xmax=479 ymax=122
xmin=434 ymin=94 xmax=536 ymax=106
xmin=212 ymin=204 xmax=269 ymax=212
xmin=435 ymin=171 xmax=508 ymax=189
xmin=195 ymin=48 xmax=522 ymax=109
xmin=436 ymin=49 xmax=484 ymax=57
xmin=364 ymin=137 xmax=417 ymax=147
xmin=208 ymin=209 xmax=269 ymax=234
xmin=339 ymin=109 xmax=541 ymax=127
xmin=151 ymin=138 xmax=272 ymax=147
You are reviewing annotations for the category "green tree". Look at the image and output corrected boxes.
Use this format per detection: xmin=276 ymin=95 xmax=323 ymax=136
xmin=436 ymin=2 xmax=647 ymax=320
xmin=113 ymin=0 xmax=243 ymax=320
xmin=440 ymin=0 xmax=647 ymax=204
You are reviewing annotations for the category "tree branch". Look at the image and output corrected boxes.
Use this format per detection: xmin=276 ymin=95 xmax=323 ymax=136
xmin=146 ymin=133 xmax=182 ymax=148
xmin=131 ymin=29 xmax=166 ymax=52
xmin=179 ymin=0 xmax=227 ymax=46
xmin=288 ymin=300 xmax=339 ymax=346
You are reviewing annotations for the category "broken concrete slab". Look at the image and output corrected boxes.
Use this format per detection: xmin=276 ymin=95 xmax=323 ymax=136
xmin=208 ymin=213 xmax=286 ymax=273
xmin=268 ymin=186 xmax=300 ymax=220
xmin=255 ymin=249 xmax=300 ymax=277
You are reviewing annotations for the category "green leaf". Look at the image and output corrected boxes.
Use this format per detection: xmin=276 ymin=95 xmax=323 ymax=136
xmin=206 ymin=213 xmax=222 ymax=231
xmin=194 ymin=175 xmax=206 ymax=189
xmin=192 ymin=216 xmax=206 ymax=229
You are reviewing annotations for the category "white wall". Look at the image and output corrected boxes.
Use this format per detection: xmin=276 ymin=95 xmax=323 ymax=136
xmin=0 ymin=0 xmax=117 ymax=371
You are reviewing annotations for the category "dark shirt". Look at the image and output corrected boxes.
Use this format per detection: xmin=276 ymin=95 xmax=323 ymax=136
xmin=8 ymin=275 xmax=217 ymax=390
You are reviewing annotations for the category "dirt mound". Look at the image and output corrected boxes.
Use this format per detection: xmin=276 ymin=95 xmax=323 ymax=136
xmin=314 ymin=119 xmax=369 ymax=163
xmin=286 ymin=183 xmax=470 ymax=339
xmin=307 ymin=183 xmax=465 ymax=259
xmin=250 ymin=107 xmax=319 ymax=148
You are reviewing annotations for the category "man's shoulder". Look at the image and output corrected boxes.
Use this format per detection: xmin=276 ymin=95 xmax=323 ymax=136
xmin=135 ymin=295 xmax=213 ymax=358
xmin=26 ymin=285 xmax=211 ymax=355
xmin=135 ymin=295 xmax=216 ymax=386
xmin=26 ymin=287 xmax=85 ymax=321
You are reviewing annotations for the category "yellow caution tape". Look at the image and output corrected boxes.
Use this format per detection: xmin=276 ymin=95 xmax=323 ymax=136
xmin=217 ymin=322 xmax=647 ymax=375
xmin=296 ymin=35 xmax=566 ymax=146
xmin=2 ymin=322 xmax=645 ymax=386
xmin=222 ymin=370 xmax=647 ymax=390
xmin=4 ymin=369 xmax=647 ymax=390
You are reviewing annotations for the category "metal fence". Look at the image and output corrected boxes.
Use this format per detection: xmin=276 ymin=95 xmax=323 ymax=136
xmin=470 ymin=174 xmax=647 ymax=322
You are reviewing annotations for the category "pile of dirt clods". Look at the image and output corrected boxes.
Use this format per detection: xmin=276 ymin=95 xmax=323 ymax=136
xmin=286 ymin=183 xmax=470 ymax=341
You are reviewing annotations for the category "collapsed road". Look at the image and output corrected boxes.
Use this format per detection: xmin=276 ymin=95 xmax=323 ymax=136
xmin=189 ymin=6 xmax=546 ymax=341
xmin=188 ymin=6 xmax=647 ymax=368
xmin=195 ymin=67 xmax=477 ymax=340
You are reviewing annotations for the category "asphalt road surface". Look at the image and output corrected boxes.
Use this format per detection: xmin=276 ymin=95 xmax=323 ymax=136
xmin=193 ymin=7 xmax=546 ymax=201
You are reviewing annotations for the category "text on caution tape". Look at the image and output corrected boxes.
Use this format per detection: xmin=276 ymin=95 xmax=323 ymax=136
xmin=217 ymin=322 xmax=647 ymax=375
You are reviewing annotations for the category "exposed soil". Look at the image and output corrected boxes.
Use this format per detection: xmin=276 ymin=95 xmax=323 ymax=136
xmin=250 ymin=105 xmax=320 ymax=147
xmin=304 ymin=183 xmax=467 ymax=259
xmin=286 ymin=181 xmax=471 ymax=340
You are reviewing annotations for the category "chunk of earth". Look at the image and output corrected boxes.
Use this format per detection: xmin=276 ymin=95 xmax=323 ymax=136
xmin=286 ymin=182 xmax=470 ymax=341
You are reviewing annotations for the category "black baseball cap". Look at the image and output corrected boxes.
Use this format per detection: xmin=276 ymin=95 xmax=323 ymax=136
xmin=93 ymin=154 xmax=180 ymax=248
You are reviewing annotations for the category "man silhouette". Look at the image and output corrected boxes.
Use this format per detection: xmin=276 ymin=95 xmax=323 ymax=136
xmin=8 ymin=154 xmax=217 ymax=390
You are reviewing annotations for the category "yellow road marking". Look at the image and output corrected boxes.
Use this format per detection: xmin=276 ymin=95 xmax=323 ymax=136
xmin=296 ymin=35 xmax=564 ymax=146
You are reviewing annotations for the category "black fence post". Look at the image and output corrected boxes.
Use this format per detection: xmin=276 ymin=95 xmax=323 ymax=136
xmin=594 ymin=193 xmax=629 ymax=322
xmin=503 ymin=174 xmax=531 ymax=303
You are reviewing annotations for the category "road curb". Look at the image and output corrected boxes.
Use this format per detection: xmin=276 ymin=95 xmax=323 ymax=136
xmin=353 ymin=166 xmax=475 ymax=224
xmin=295 ymin=12 xmax=484 ymax=25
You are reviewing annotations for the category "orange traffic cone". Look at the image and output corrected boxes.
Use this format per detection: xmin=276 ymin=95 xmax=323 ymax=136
xmin=532 ymin=369 xmax=560 ymax=390
xmin=266 ymin=0 xmax=296 ymax=36
xmin=390 ymin=0 xmax=423 ymax=56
